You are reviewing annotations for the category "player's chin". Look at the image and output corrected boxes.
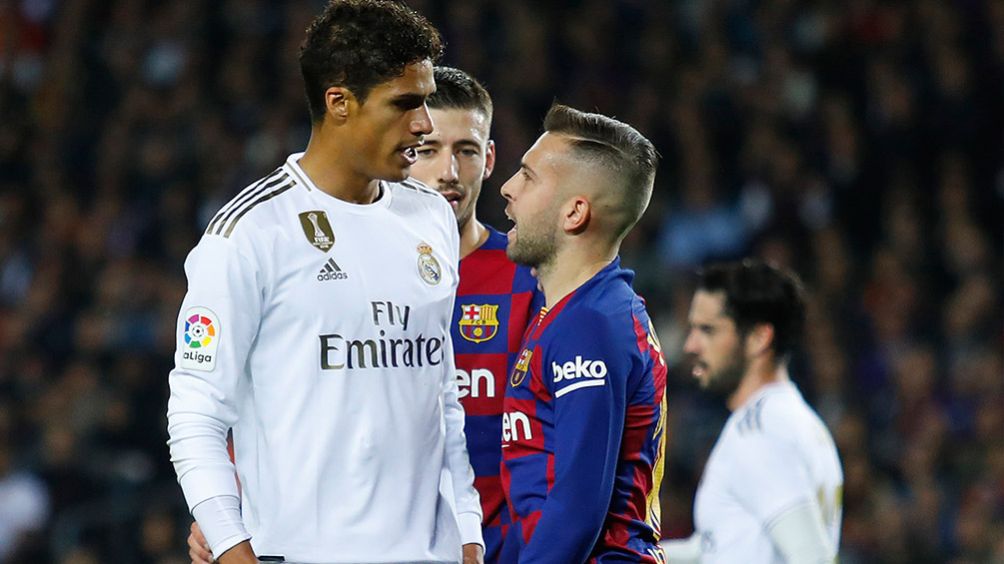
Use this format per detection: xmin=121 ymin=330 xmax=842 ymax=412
xmin=382 ymin=163 xmax=411 ymax=182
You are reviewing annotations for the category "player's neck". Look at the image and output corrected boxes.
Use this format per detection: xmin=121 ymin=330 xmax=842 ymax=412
xmin=728 ymin=361 xmax=790 ymax=411
xmin=459 ymin=218 xmax=489 ymax=259
xmin=299 ymin=133 xmax=382 ymax=204
xmin=536 ymin=243 xmax=617 ymax=309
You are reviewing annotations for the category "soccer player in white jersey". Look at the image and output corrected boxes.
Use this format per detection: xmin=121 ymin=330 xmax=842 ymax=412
xmin=166 ymin=2 xmax=484 ymax=564
xmin=661 ymin=260 xmax=843 ymax=563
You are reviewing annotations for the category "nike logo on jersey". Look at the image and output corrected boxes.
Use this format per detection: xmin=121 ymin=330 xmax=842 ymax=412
xmin=317 ymin=258 xmax=348 ymax=281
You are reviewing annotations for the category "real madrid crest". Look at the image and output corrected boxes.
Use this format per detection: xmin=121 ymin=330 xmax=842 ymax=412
xmin=298 ymin=210 xmax=334 ymax=252
xmin=510 ymin=348 xmax=533 ymax=387
xmin=417 ymin=242 xmax=442 ymax=285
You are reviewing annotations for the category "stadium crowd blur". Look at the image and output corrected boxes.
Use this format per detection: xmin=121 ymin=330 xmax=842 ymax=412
xmin=0 ymin=0 xmax=1000 ymax=562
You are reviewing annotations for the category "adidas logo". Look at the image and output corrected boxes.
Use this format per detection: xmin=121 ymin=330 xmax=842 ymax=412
xmin=317 ymin=258 xmax=348 ymax=281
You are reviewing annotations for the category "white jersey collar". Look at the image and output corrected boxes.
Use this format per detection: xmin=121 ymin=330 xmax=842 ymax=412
xmin=284 ymin=152 xmax=393 ymax=213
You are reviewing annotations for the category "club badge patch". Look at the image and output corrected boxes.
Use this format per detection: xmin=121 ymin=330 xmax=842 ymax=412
xmin=180 ymin=307 xmax=219 ymax=371
xmin=298 ymin=210 xmax=334 ymax=252
xmin=459 ymin=304 xmax=500 ymax=343
xmin=510 ymin=348 xmax=533 ymax=387
xmin=417 ymin=243 xmax=442 ymax=285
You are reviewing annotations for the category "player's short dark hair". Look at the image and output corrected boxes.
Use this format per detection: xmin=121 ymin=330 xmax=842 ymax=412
xmin=299 ymin=0 xmax=444 ymax=122
xmin=697 ymin=259 xmax=807 ymax=360
xmin=543 ymin=104 xmax=659 ymax=241
xmin=429 ymin=67 xmax=493 ymax=122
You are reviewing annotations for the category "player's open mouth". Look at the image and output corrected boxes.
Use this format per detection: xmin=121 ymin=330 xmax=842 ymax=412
xmin=505 ymin=208 xmax=516 ymax=237
xmin=440 ymin=190 xmax=463 ymax=210
xmin=692 ymin=362 xmax=707 ymax=378
xmin=400 ymin=146 xmax=418 ymax=165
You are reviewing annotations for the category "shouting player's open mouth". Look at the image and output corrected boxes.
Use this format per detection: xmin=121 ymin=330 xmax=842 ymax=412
xmin=439 ymin=189 xmax=463 ymax=210
xmin=692 ymin=360 xmax=708 ymax=379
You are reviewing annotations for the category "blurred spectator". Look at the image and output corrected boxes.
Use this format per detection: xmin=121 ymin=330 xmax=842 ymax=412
xmin=0 ymin=410 xmax=49 ymax=562
xmin=0 ymin=0 xmax=1000 ymax=561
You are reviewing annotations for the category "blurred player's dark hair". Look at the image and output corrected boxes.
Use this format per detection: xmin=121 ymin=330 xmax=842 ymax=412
xmin=299 ymin=0 xmax=443 ymax=122
xmin=697 ymin=259 xmax=807 ymax=361
xmin=543 ymin=104 xmax=659 ymax=241
xmin=429 ymin=67 xmax=493 ymax=122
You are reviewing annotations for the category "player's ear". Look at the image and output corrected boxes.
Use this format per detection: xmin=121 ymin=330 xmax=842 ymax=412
xmin=562 ymin=195 xmax=591 ymax=235
xmin=745 ymin=323 xmax=774 ymax=357
xmin=325 ymin=87 xmax=354 ymax=123
xmin=483 ymin=140 xmax=496 ymax=180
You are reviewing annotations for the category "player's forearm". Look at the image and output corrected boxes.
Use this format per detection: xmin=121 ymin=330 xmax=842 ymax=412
xmin=191 ymin=495 xmax=250 ymax=559
xmin=518 ymin=494 xmax=606 ymax=563
xmin=767 ymin=500 xmax=836 ymax=563
xmin=216 ymin=540 xmax=258 ymax=564
xmin=167 ymin=411 xmax=240 ymax=509
xmin=523 ymin=377 xmax=623 ymax=561
xmin=440 ymin=352 xmax=485 ymax=546
xmin=520 ymin=451 xmax=613 ymax=563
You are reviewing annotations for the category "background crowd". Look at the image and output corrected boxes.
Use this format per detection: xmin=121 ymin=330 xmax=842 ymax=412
xmin=0 ymin=0 xmax=1000 ymax=562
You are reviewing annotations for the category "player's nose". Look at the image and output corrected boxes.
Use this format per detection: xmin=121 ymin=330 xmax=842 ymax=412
xmin=683 ymin=331 xmax=700 ymax=355
xmin=500 ymin=172 xmax=518 ymax=201
xmin=411 ymin=104 xmax=434 ymax=136
xmin=439 ymin=154 xmax=459 ymax=182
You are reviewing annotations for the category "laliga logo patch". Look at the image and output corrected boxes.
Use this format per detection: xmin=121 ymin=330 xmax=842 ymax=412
xmin=417 ymin=242 xmax=442 ymax=285
xmin=180 ymin=307 xmax=219 ymax=371
xmin=510 ymin=348 xmax=533 ymax=387
xmin=459 ymin=303 xmax=499 ymax=343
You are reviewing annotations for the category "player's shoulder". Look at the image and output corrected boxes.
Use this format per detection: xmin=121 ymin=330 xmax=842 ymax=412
xmin=543 ymin=297 xmax=639 ymax=360
xmin=551 ymin=299 xmax=618 ymax=334
xmin=389 ymin=178 xmax=455 ymax=226
xmin=391 ymin=177 xmax=449 ymax=207
xmin=731 ymin=383 xmax=816 ymax=443
xmin=202 ymin=166 xmax=304 ymax=242
xmin=553 ymin=272 xmax=639 ymax=335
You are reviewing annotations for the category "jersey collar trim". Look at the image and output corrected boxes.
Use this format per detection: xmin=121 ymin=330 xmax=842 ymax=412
xmin=284 ymin=152 xmax=393 ymax=213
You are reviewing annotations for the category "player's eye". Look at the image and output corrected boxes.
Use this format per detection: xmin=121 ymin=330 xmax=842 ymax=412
xmin=460 ymin=148 xmax=479 ymax=157
xmin=416 ymin=148 xmax=435 ymax=158
xmin=393 ymin=96 xmax=425 ymax=110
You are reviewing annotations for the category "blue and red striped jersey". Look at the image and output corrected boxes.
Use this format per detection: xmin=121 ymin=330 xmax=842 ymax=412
xmin=500 ymin=259 xmax=668 ymax=563
xmin=453 ymin=225 xmax=541 ymax=563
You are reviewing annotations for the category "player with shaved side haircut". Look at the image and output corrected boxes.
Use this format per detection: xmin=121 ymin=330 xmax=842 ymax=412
xmin=499 ymin=104 xmax=667 ymax=562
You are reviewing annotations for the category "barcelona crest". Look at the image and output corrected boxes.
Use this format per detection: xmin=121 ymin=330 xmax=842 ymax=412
xmin=459 ymin=304 xmax=500 ymax=343
xmin=510 ymin=348 xmax=533 ymax=387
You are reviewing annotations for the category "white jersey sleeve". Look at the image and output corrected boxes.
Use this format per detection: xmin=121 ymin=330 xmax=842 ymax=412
xmin=726 ymin=421 xmax=815 ymax=526
xmin=166 ymin=234 xmax=262 ymax=521
xmin=694 ymin=382 xmax=842 ymax=563
xmin=767 ymin=501 xmax=835 ymax=563
xmin=437 ymin=199 xmax=484 ymax=547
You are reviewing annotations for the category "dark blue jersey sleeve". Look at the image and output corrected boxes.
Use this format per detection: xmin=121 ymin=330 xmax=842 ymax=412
xmin=518 ymin=307 xmax=635 ymax=563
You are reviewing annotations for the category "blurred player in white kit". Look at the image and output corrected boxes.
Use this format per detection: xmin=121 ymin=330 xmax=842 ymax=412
xmin=662 ymin=259 xmax=843 ymax=564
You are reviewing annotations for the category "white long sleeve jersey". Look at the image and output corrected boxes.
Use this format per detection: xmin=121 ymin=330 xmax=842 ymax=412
xmin=693 ymin=381 xmax=843 ymax=563
xmin=167 ymin=153 xmax=482 ymax=563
